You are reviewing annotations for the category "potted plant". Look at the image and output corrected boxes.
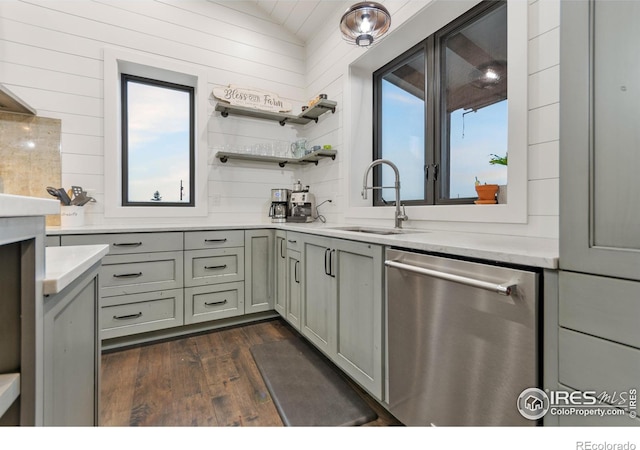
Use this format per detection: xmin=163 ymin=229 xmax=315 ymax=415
xmin=489 ymin=153 xmax=508 ymax=204
xmin=474 ymin=177 xmax=498 ymax=204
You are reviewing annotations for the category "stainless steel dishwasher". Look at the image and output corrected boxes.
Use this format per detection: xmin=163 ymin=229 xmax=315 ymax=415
xmin=385 ymin=248 xmax=539 ymax=426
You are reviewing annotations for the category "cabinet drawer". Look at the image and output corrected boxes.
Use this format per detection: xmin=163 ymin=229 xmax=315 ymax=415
xmin=62 ymin=232 xmax=183 ymax=254
xmin=185 ymin=248 xmax=244 ymax=287
xmin=560 ymin=271 xmax=640 ymax=349
xmin=184 ymin=282 xmax=245 ymax=324
xmin=559 ymin=328 xmax=640 ymax=395
xmin=45 ymin=235 xmax=60 ymax=247
xmin=100 ymin=252 xmax=183 ymax=297
xmin=184 ymin=230 xmax=244 ymax=250
xmin=100 ymin=289 xmax=184 ymax=339
xmin=285 ymin=232 xmax=303 ymax=252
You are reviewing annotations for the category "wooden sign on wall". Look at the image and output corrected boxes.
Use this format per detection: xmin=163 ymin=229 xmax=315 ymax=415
xmin=213 ymin=85 xmax=292 ymax=113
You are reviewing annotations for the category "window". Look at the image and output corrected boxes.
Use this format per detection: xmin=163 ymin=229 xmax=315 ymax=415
xmin=103 ymin=48 xmax=208 ymax=219
xmin=121 ymin=74 xmax=195 ymax=207
xmin=373 ymin=1 xmax=507 ymax=206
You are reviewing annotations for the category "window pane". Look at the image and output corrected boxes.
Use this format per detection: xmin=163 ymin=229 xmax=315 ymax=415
xmin=125 ymin=79 xmax=191 ymax=204
xmin=380 ymin=52 xmax=425 ymax=202
xmin=441 ymin=3 xmax=507 ymax=200
xmin=448 ymin=100 xmax=507 ymax=198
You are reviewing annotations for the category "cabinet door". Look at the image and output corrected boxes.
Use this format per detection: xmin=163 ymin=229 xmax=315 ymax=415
xmin=274 ymin=231 xmax=287 ymax=316
xmin=560 ymin=0 xmax=640 ymax=280
xmin=300 ymin=234 xmax=335 ymax=355
xmin=43 ymin=266 xmax=99 ymax=426
xmin=286 ymin=249 xmax=301 ymax=330
xmin=334 ymin=240 xmax=384 ymax=399
xmin=244 ymin=230 xmax=273 ymax=313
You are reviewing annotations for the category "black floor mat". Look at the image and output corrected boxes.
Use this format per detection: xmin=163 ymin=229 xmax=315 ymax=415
xmin=250 ymin=337 xmax=378 ymax=426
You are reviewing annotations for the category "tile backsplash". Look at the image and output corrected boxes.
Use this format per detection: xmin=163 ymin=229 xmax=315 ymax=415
xmin=0 ymin=111 xmax=61 ymax=226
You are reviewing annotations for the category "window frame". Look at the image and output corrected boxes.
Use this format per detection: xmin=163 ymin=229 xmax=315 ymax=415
xmin=103 ymin=48 xmax=209 ymax=219
xmin=120 ymin=74 xmax=196 ymax=208
xmin=372 ymin=0 xmax=507 ymax=207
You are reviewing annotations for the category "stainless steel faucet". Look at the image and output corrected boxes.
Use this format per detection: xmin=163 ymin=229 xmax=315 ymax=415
xmin=361 ymin=159 xmax=408 ymax=229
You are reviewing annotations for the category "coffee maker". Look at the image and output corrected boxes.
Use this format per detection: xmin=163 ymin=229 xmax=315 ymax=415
xmin=287 ymin=180 xmax=316 ymax=223
xmin=269 ymin=188 xmax=290 ymax=223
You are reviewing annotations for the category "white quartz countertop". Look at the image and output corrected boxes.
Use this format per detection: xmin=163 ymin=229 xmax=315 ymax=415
xmin=0 ymin=373 xmax=20 ymax=419
xmin=46 ymin=222 xmax=559 ymax=269
xmin=0 ymin=193 xmax=59 ymax=217
xmin=282 ymin=224 xmax=559 ymax=269
xmin=44 ymin=244 xmax=109 ymax=295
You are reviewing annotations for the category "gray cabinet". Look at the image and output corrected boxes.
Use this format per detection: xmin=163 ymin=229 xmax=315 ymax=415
xmin=43 ymin=262 xmax=100 ymax=426
xmin=300 ymin=234 xmax=384 ymax=399
xmin=286 ymin=248 xmax=301 ymax=330
xmin=44 ymin=235 xmax=60 ymax=247
xmin=185 ymin=248 xmax=243 ymax=286
xmin=300 ymin=234 xmax=335 ymax=354
xmin=244 ymin=230 xmax=274 ymax=314
xmin=184 ymin=229 xmax=246 ymax=324
xmin=333 ymin=239 xmax=383 ymax=400
xmin=559 ymin=0 xmax=640 ymax=426
xmin=0 ymin=216 xmax=45 ymax=426
xmin=560 ymin=1 xmax=640 ymax=280
xmin=100 ymin=251 xmax=184 ymax=297
xmin=61 ymin=229 xmax=279 ymax=346
xmin=63 ymin=232 xmax=183 ymax=256
xmin=184 ymin=282 xmax=244 ymax=324
xmin=61 ymin=232 xmax=185 ymax=342
xmin=274 ymin=231 xmax=302 ymax=330
xmin=101 ymin=289 xmax=184 ymax=339
xmin=274 ymin=230 xmax=287 ymax=316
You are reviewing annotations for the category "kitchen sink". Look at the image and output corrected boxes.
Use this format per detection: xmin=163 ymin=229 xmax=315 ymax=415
xmin=329 ymin=226 xmax=423 ymax=235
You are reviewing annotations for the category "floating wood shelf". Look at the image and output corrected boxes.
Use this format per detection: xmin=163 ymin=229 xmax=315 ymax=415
xmin=215 ymin=98 xmax=337 ymax=126
xmin=215 ymin=149 xmax=337 ymax=168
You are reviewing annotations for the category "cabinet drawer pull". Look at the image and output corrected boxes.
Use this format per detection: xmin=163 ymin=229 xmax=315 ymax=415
xmin=204 ymin=264 xmax=228 ymax=270
xmin=113 ymin=242 xmax=142 ymax=247
xmin=288 ymin=239 xmax=297 ymax=244
xmin=324 ymin=248 xmax=331 ymax=276
xmin=113 ymin=312 xmax=142 ymax=320
xmin=204 ymin=299 xmax=227 ymax=307
xmin=113 ymin=272 xmax=143 ymax=278
xmin=330 ymin=249 xmax=336 ymax=278
xmin=205 ymin=238 xmax=227 ymax=243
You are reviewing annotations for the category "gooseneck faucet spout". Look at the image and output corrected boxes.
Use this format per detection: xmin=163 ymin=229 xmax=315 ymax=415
xmin=362 ymin=159 xmax=408 ymax=229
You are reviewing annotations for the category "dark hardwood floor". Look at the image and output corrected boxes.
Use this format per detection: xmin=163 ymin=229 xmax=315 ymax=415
xmin=100 ymin=318 xmax=401 ymax=426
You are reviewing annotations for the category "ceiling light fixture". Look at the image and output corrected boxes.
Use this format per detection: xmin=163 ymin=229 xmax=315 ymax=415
xmin=469 ymin=61 xmax=507 ymax=90
xmin=339 ymin=2 xmax=391 ymax=47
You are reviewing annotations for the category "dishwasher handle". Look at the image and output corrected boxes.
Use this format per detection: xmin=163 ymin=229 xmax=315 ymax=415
xmin=385 ymin=260 xmax=516 ymax=296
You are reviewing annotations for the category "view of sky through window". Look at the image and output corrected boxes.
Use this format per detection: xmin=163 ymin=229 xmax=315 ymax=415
xmin=381 ymin=78 xmax=425 ymax=202
xmin=380 ymin=82 xmax=507 ymax=202
xmin=449 ymin=100 xmax=508 ymax=198
xmin=126 ymin=80 xmax=191 ymax=204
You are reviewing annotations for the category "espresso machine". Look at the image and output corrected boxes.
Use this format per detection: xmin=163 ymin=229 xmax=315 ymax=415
xmin=269 ymin=188 xmax=290 ymax=223
xmin=287 ymin=180 xmax=316 ymax=223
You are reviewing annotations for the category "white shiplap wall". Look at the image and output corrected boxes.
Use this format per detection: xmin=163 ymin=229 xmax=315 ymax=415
xmin=0 ymin=0 xmax=561 ymax=238
xmin=0 ymin=0 xmax=309 ymax=224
